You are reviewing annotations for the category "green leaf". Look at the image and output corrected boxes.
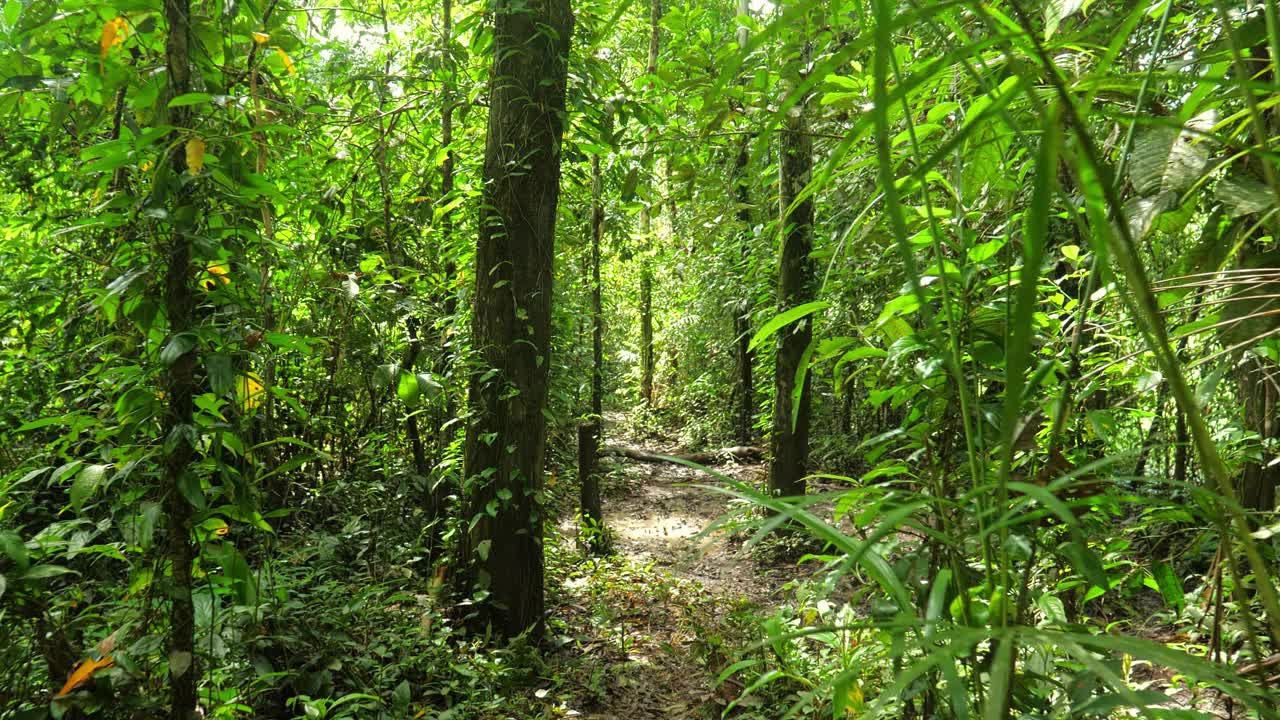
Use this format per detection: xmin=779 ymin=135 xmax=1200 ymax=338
xmin=70 ymin=463 xmax=110 ymax=511
xmin=4 ymin=0 xmax=21 ymax=27
xmin=375 ymin=363 xmax=400 ymax=388
xmin=161 ymin=333 xmax=196 ymax=366
xmin=748 ymin=301 xmax=829 ymax=352
xmin=1151 ymin=561 xmax=1184 ymax=612
xmin=215 ymin=544 xmax=258 ymax=606
xmin=21 ymin=564 xmax=78 ymax=581
xmin=206 ymin=353 xmax=234 ymax=395
xmin=1044 ymin=0 xmax=1084 ymax=39
xmin=168 ymin=93 xmax=214 ymax=108
xmin=1216 ymin=173 xmax=1275 ymax=218
xmin=0 ymin=531 xmax=28 ymax=570
xmin=416 ymin=372 xmax=443 ymax=401
xmin=397 ymin=370 xmax=420 ymax=405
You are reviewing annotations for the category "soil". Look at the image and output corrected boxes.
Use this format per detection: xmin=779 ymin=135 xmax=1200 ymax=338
xmin=545 ymin=424 xmax=812 ymax=720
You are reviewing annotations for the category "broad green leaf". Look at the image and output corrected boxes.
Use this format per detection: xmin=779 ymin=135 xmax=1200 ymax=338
xmin=397 ymin=370 xmax=420 ymax=404
xmin=1150 ymin=561 xmax=1184 ymax=612
xmin=168 ymin=92 xmax=214 ymax=107
xmin=21 ymin=564 xmax=78 ymax=581
xmin=747 ymin=301 xmax=829 ymax=352
xmin=1216 ymin=173 xmax=1275 ymax=218
xmin=161 ymin=333 xmax=196 ymax=366
xmin=71 ymin=463 xmax=110 ymax=511
xmin=0 ymin=531 xmax=28 ymax=570
xmin=1044 ymin=0 xmax=1084 ymax=39
xmin=1128 ymin=111 xmax=1214 ymax=196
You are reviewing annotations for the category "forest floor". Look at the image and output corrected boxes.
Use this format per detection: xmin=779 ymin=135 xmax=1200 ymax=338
xmin=545 ymin=420 xmax=813 ymax=719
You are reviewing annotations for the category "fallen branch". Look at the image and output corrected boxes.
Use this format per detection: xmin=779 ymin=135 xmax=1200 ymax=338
xmin=1238 ymin=653 xmax=1280 ymax=676
xmin=602 ymin=444 xmax=765 ymax=465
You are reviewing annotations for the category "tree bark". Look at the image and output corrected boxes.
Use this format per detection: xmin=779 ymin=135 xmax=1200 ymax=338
xmin=451 ymin=0 xmax=573 ymax=639
xmin=731 ymin=0 xmax=756 ymax=446
xmin=591 ymin=150 xmax=605 ymax=422
xmin=577 ymin=136 xmax=608 ymax=554
xmin=732 ymin=139 xmax=755 ymax=446
xmin=162 ymin=0 xmax=199 ymax=716
xmin=1239 ymin=353 xmax=1279 ymax=511
xmin=638 ymin=0 xmax=661 ymax=407
xmin=768 ymin=19 xmax=816 ymax=499
xmin=578 ymin=422 xmax=604 ymax=552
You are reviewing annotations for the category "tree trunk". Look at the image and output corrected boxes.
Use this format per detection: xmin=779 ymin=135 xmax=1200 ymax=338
xmin=578 ymin=135 xmax=608 ymax=554
xmin=451 ymin=0 xmax=573 ymax=639
xmin=731 ymin=0 xmax=755 ymax=446
xmin=638 ymin=0 xmax=661 ymax=407
xmin=768 ymin=21 xmax=816 ymax=499
xmin=1239 ymin=354 xmax=1279 ymax=511
xmin=162 ymin=0 xmax=199 ymax=716
xmin=591 ymin=150 xmax=605 ymax=421
xmin=732 ymin=139 xmax=755 ymax=446
xmin=578 ymin=422 xmax=604 ymax=552
xmin=423 ymin=0 xmax=457 ymax=553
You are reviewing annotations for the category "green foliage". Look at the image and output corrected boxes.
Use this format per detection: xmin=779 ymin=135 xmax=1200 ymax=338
xmin=3 ymin=0 xmax=1280 ymax=717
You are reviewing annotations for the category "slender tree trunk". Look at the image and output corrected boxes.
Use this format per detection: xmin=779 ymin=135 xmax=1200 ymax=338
xmin=373 ymin=3 xmax=430 ymax=493
xmin=578 ymin=149 xmax=607 ymax=552
xmin=421 ymin=0 xmax=457 ymax=553
xmin=1174 ymin=408 xmax=1189 ymax=484
xmin=768 ymin=19 xmax=815 ymax=499
xmin=731 ymin=1 xmax=755 ymax=445
xmin=591 ymin=152 xmax=606 ymax=422
xmin=732 ymin=139 xmax=755 ymax=446
xmin=451 ymin=0 xmax=573 ymax=639
xmin=162 ymin=0 xmax=199 ymax=716
xmin=638 ymin=0 xmax=661 ymax=407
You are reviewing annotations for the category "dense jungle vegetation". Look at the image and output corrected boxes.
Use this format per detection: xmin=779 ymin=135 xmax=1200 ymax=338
xmin=3 ymin=0 xmax=1280 ymax=717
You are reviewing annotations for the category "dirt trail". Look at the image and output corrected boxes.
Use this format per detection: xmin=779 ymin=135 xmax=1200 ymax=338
xmin=548 ymin=427 xmax=810 ymax=720
xmin=601 ymin=444 xmax=783 ymax=604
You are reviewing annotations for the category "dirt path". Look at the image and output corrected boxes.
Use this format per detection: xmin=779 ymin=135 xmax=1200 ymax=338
xmin=546 ymin=429 xmax=810 ymax=720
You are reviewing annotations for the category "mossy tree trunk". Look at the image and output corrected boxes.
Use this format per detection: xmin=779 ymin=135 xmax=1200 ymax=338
xmin=451 ymin=0 xmax=573 ymax=639
xmin=162 ymin=0 xmax=199 ymax=715
xmin=768 ymin=13 xmax=815 ymax=499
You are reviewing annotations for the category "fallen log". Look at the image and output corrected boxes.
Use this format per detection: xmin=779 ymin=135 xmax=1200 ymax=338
xmin=602 ymin=444 xmax=765 ymax=465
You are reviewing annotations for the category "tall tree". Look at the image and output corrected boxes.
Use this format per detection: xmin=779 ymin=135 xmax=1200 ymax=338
xmin=731 ymin=0 xmax=755 ymax=445
xmin=161 ymin=0 xmax=200 ymax=715
xmin=451 ymin=0 xmax=574 ymax=638
xmin=638 ymin=0 xmax=661 ymax=407
xmin=767 ymin=7 xmax=815 ymax=499
xmin=578 ymin=108 xmax=610 ymax=554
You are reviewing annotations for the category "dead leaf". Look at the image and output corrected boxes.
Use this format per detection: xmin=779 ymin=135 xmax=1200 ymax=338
xmin=96 ymin=630 xmax=118 ymax=656
xmin=57 ymin=656 xmax=115 ymax=696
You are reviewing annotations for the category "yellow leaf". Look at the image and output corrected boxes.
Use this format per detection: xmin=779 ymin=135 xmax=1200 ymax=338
xmin=100 ymin=18 xmax=127 ymax=61
xmin=201 ymin=262 xmax=229 ymax=291
xmin=274 ymin=46 xmax=296 ymax=76
xmin=237 ymin=373 xmax=265 ymax=412
xmin=844 ymin=683 xmax=864 ymax=715
xmin=57 ymin=656 xmax=115 ymax=696
xmin=185 ymin=138 xmax=206 ymax=175
xmin=252 ymin=31 xmax=271 ymax=45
